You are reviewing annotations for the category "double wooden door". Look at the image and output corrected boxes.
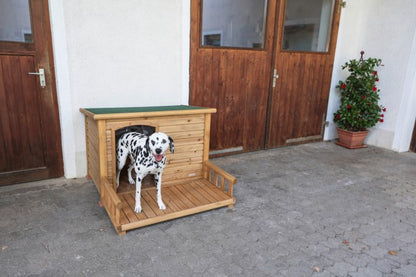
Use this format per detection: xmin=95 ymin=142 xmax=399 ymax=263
xmin=0 ymin=0 xmax=63 ymax=185
xmin=190 ymin=0 xmax=342 ymax=154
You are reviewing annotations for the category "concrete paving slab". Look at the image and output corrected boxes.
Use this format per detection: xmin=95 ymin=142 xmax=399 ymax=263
xmin=1 ymin=142 xmax=415 ymax=276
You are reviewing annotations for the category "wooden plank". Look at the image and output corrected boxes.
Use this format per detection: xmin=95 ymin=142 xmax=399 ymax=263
xmin=164 ymin=187 xmax=188 ymax=210
xmin=125 ymin=193 xmax=147 ymax=221
xmin=161 ymin=122 xmax=205 ymax=133
xmin=175 ymin=183 xmax=209 ymax=206
xmin=195 ymin=180 xmax=230 ymax=202
xmin=146 ymin=189 xmax=176 ymax=214
xmin=119 ymin=202 xmax=129 ymax=225
xmin=166 ymin=154 xmax=203 ymax=165
xmin=100 ymin=179 xmax=122 ymax=232
xmin=97 ymin=120 xmax=108 ymax=192
xmin=105 ymin=116 xmax=205 ymax=133
xmin=166 ymin=130 xmax=204 ymax=140
xmin=142 ymin=190 xmax=165 ymax=216
xmin=172 ymin=142 xmax=204 ymax=153
xmin=163 ymin=170 xmax=203 ymax=184
xmin=169 ymin=186 xmax=196 ymax=209
xmin=204 ymin=160 xmax=237 ymax=184
xmin=243 ymin=53 xmax=268 ymax=151
xmin=121 ymin=195 xmax=234 ymax=232
xmin=140 ymin=193 xmax=157 ymax=218
xmin=189 ymin=181 xmax=218 ymax=203
xmin=115 ymin=176 xmax=237 ymax=233
xmin=119 ymin=194 xmax=140 ymax=223
xmin=166 ymin=136 xmax=203 ymax=146
xmin=106 ymin=129 xmax=114 ymax=182
xmin=158 ymin=114 xmax=205 ymax=125
xmin=203 ymin=113 xmax=211 ymax=162
xmin=160 ymin=190 xmax=182 ymax=212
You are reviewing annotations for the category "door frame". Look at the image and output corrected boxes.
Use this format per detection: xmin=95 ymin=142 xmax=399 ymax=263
xmin=410 ymin=120 xmax=416 ymax=152
xmin=0 ymin=0 xmax=63 ymax=185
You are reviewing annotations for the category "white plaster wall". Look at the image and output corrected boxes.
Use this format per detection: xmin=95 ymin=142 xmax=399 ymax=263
xmin=325 ymin=0 xmax=416 ymax=151
xmin=50 ymin=0 xmax=190 ymax=178
xmin=49 ymin=0 xmax=416 ymax=178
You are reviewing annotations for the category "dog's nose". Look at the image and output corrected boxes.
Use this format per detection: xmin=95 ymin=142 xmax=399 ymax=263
xmin=156 ymin=148 xmax=162 ymax=154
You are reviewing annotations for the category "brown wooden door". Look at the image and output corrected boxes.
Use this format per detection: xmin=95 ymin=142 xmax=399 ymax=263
xmin=0 ymin=0 xmax=63 ymax=185
xmin=190 ymin=0 xmax=342 ymax=154
xmin=190 ymin=0 xmax=278 ymax=155
xmin=266 ymin=0 xmax=342 ymax=147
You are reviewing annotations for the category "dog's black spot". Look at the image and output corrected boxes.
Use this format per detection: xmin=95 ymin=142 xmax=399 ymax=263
xmin=151 ymin=140 xmax=155 ymax=146
xmin=137 ymin=177 xmax=141 ymax=182
xmin=162 ymin=139 xmax=166 ymax=144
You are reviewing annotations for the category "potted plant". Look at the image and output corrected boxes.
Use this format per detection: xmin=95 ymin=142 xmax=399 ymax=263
xmin=333 ymin=51 xmax=386 ymax=148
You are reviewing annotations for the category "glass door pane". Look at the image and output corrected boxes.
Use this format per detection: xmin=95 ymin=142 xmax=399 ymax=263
xmin=201 ymin=0 xmax=268 ymax=49
xmin=282 ymin=0 xmax=335 ymax=52
xmin=0 ymin=0 xmax=33 ymax=43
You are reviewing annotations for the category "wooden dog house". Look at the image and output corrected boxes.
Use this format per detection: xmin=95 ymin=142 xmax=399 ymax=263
xmin=80 ymin=106 xmax=237 ymax=235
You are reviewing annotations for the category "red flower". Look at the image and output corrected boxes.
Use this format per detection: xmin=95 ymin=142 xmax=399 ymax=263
xmin=362 ymin=95 xmax=366 ymax=100
xmin=381 ymin=114 xmax=384 ymax=117
xmin=373 ymin=71 xmax=378 ymax=75
xmin=347 ymin=104 xmax=351 ymax=109
xmin=380 ymin=118 xmax=384 ymax=123
xmin=375 ymin=78 xmax=379 ymax=82
xmin=372 ymin=86 xmax=377 ymax=91
xmin=382 ymin=107 xmax=387 ymax=112
xmin=336 ymin=114 xmax=341 ymax=120
xmin=341 ymin=83 xmax=346 ymax=90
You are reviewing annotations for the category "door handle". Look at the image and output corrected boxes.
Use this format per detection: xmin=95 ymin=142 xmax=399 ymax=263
xmin=272 ymin=69 xmax=279 ymax=88
xmin=28 ymin=68 xmax=46 ymax=88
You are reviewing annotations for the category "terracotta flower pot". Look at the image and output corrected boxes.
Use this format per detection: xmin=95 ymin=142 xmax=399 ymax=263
xmin=336 ymin=128 xmax=369 ymax=149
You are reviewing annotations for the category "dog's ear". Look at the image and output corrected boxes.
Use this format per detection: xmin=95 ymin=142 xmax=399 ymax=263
xmin=145 ymin=137 xmax=151 ymax=153
xmin=168 ymin=136 xmax=174 ymax=153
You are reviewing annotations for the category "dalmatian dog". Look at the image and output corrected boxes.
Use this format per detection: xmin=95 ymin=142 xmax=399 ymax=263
xmin=116 ymin=132 xmax=174 ymax=213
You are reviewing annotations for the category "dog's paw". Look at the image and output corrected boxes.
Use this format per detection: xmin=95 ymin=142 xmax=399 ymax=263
xmin=129 ymin=178 xmax=135 ymax=185
xmin=158 ymin=201 xmax=166 ymax=210
xmin=134 ymin=206 xmax=142 ymax=213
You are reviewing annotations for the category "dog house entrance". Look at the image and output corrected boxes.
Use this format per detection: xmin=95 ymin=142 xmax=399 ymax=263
xmin=115 ymin=125 xmax=156 ymax=193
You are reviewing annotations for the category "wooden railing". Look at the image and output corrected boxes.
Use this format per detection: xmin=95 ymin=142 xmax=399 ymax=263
xmin=100 ymin=178 xmax=122 ymax=233
xmin=203 ymin=160 xmax=237 ymax=197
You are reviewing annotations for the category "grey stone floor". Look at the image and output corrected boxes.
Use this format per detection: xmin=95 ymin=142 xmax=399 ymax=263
xmin=1 ymin=142 xmax=416 ymax=276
